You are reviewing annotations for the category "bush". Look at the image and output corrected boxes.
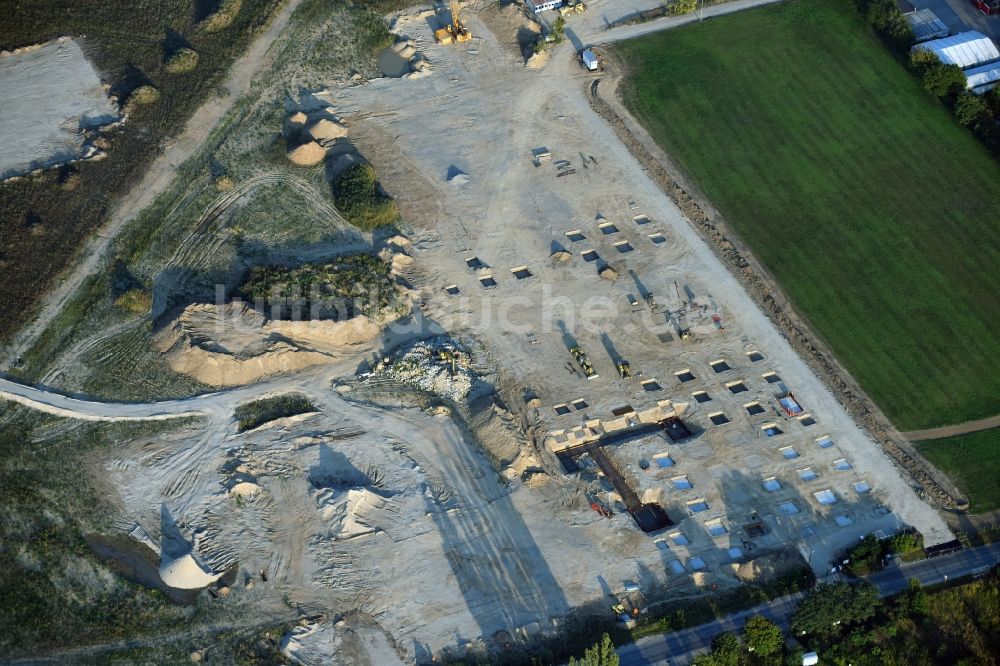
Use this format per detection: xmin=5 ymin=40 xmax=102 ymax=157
xmin=569 ymin=633 xmax=619 ymax=665
xmin=239 ymin=254 xmax=397 ymax=319
xmin=552 ymin=16 xmax=566 ymax=43
xmin=124 ymin=85 xmax=160 ymax=114
xmin=114 ymin=288 xmax=151 ymax=314
xmin=332 ymin=163 xmax=399 ymax=231
xmin=954 ymin=91 xmax=991 ymax=128
xmin=666 ymin=0 xmax=698 ymax=14
xmin=201 ymin=0 xmax=243 ymax=32
xmin=234 ymin=394 xmax=315 ymax=432
xmin=846 ymin=533 xmax=884 ymax=575
xmin=164 ymin=47 xmax=199 ymax=74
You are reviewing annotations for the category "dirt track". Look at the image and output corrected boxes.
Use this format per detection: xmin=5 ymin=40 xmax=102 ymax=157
xmin=0 ymin=0 xmax=305 ymax=370
xmin=903 ymin=414 xmax=1000 ymax=441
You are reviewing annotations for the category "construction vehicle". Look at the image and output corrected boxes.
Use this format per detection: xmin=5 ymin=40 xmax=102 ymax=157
xmin=569 ymin=346 xmax=597 ymax=379
xmin=616 ymin=360 xmax=632 ymax=379
xmin=437 ymin=349 xmax=458 ymax=376
xmin=434 ymin=1 xmax=472 ymax=45
xmin=559 ymin=0 xmax=587 ymax=16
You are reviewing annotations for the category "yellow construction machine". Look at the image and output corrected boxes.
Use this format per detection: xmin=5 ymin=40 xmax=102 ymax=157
xmin=434 ymin=1 xmax=472 ymax=45
xmin=559 ymin=0 xmax=587 ymax=17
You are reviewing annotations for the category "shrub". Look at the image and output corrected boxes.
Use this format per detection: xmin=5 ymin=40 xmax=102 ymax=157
xmin=233 ymin=394 xmax=315 ymax=432
xmin=215 ymin=175 xmax=235 ymax=191
xmin=114 ymin=288 xmax=151 ymax=314
xmin=954 ymin=91 xmax=991 ymax=128
xmin=164 ymin=48 xmax=199 ymax=74
xmin=552 ymin=16 xmax=566 ymax=44
xmin=846 ymin=533 xmax=884 ymax=575
xmin=239 ymin=254 xmax=397 ymax=319
xmin=569 ymin=633 xmax=618 ymax=666
xmin=666 ymin=0 xmax=698 ymax=14
xmin=332 ymin=163 xmax=399 ymax=231
xmin=201 ymin=0 xmax=242 ymax=32
xmin=124 ymin=85 xmax=160 ymax=114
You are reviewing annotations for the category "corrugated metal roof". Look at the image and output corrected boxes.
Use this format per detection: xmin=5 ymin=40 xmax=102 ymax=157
xmin=965 ymin=61 xmax=1000 ymax=92
xmin=905 ymin=9 xmax=949 ymax=43
xmin=912 ymin=31 xmax=1000 ymax=69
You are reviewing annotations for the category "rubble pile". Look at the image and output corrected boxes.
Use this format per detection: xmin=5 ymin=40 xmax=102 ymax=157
xmin=373 ymin=338 xmax=480 ymax=401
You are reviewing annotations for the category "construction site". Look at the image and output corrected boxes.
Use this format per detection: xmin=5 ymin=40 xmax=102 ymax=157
xmin=0 ymin=0 xmax=964 ymax=664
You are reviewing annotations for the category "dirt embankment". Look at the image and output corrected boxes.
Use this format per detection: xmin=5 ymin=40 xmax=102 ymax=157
xmin=585 ymin=75 xmax=962 ymax=510
xmin=155 ymin=302 xmax=387 ymax=387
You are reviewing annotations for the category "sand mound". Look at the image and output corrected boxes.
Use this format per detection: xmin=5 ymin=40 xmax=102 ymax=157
xmin=161 ymin=552 xmax=222 ymax=589
xmin=730 ymin=550 xmax=801 ymax=583
xmin=282 ymin=619 xmax=404 ymax=666
xmin=307 ymin=118 xmax=347 ymax=141
xmin=599 ymin=266 xmax=619 ymax=281
xmin=316 ymin=488 xmax=388 ymax=539
xmin=288 ymin=111 xmax=307 ymax=124
xmin=155 ymin=302 xmax=387 ymax=386
xmin=159 ymin=505 xmax=222 ymax=590
xmin=229 ymin=481 xmax=261 ymax=498
xmin=550 ymin=250 xmax=572 ymax=262
xmin=525 ymin=50 xmax=550 ymax=69
xmin=287 ymin=141 xmax=326 ymax=166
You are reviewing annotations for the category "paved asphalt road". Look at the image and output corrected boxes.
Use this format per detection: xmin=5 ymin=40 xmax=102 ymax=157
xmin=618 ymin=542 xmax=1000 ymax=665
xmin=916 ymin=0 xmax=1000 ymax=43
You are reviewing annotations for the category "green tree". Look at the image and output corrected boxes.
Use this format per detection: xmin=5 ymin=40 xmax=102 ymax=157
xmin=897 ymin=577 xmax=929 ymax=617
xmin=847 ymin=534 xmax=885 ymax=575
xmin=791 ymin=582 xmax=880 ymax=639
xmin=570 ymin=633 xmax=619 ymax=666
xmin=954 ymin=92 xmax=990 ymax=128
xmin=743 ymin=615 xmax=782 ymax=658
xmin=710 ymin=631 xmax=744 ymax=666
xmin=922 ymin=62 xmax=967 ymax=98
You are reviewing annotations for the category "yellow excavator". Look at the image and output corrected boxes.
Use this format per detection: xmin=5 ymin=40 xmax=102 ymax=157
xmin=559 ymin=0 xmax=587 ymax=17
xmin=434 ymin=1 xmax=472 ymax=45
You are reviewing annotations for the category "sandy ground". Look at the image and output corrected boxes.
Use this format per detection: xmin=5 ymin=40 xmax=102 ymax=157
xmin=330 ymin=2 xmax=947 ymax=532
xmin=0 ymin=1 xmax=961 ymax=662
xmin=0 ymin=38 xmax=119 ymax=179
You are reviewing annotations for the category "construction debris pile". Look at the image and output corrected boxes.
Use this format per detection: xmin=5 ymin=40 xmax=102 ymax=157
xmin=372 ymin=337 xmax=482 ymax=401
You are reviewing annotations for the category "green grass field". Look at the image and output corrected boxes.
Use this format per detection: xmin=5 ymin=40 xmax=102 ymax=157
xmin=616 ymin=0 xmax=1000 ymax=430
xmin=916 ymin=430 xmax=1000 ymax=512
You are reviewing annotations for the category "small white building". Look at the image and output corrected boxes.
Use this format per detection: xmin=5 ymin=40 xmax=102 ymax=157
xmin=911 ymin=31 xmax=1000 ymax=69
xmin=581 ymin=49 xmax=599 ymax=71
xmin=525 ymin=0 xmax=563 ymax=13
xmin=904 ymin=8 xmax=949 ymax=43
xmin=965 ymin=61 xmax=1000 ymax=94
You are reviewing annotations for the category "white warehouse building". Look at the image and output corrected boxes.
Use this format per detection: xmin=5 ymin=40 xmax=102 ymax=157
xmin=911 ymin=31 xmax=1000 ymax=69
xmin=965 ymin=61 xmax=1000 ymax=94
